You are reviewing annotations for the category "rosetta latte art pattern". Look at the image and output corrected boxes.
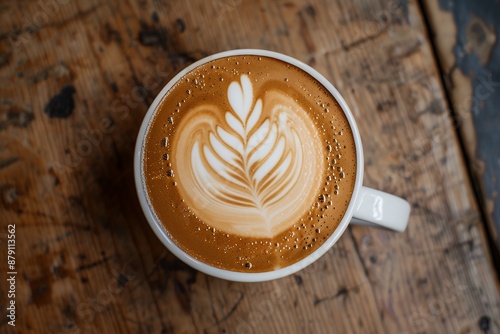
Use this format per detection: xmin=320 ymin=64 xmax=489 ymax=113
xmin=173 ymin=75 xmax=324 ymax=238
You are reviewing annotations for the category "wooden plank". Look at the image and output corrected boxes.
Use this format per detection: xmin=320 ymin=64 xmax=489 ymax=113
xmin=0 ymin=0 xmax=499 ymax=333
xmin=421 ymin=0 xmax=500 ymax=252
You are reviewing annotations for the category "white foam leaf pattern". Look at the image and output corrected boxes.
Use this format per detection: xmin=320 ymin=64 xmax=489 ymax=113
xmin=228 ymin=75 xmax=254 ymax=122
xmin=246 ymin=99 xmax=262 ymax=135
xmin=247 ymin=120 xmax=272 ymax=153
xmin=217 ymin=127 xmax=244 ymax=155
xmin=173 ymin=75 xmax=323 ymax=238
xmin=225 ymin=112 xmax=244 ymax=137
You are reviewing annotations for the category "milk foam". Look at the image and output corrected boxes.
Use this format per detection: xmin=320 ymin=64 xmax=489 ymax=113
xmin=173 ymin=75 xmax=324 ymax=238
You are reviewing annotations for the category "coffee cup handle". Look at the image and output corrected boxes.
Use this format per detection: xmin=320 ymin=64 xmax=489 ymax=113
xmin=350 ymin=186 xmax=410 ymax=232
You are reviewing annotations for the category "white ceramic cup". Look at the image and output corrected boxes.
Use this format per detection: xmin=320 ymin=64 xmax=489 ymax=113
xmin=134 ymin=49 xmax=410 ymax=282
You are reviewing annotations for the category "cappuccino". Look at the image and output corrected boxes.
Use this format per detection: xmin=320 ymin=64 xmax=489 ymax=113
xmin=142 ymin=55 xmax=356 ymax=272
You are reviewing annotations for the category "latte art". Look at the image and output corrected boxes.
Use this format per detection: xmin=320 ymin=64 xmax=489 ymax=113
xmin=173 ymin=75 xmax=323 ymax=238
xmin=143 ymin=55 xmax=357 ymax=272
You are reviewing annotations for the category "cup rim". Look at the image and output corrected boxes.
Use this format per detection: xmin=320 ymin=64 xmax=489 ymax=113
xmin=134 ymin=49 xmax=364 ymax=282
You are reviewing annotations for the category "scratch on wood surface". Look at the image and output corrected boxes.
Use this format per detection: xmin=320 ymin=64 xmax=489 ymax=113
xmin=0 ymin=3 xmax=106 ymax=40
xmin=215 ymin=292 xmax=244 ymax=325
xmin=137 ymin=251 xmax=168 ymax=285
xmin=389 ymin=38 xmax=422 ymax=59
xmin=76 ymin=256 xmax=111 ymax=272
xmin=313 ymin=286 xmax=359 ymax=306
xmin=30 ymin=230 xmax=74 ymax=250
xmin=413 ymin=99 xmax=444 ymax=119
xmin=0 ymin=156 xmax=19 ymax=169
xmin=340 ymin=25 xmax=389 ymax=51
xmin=348 ymin=229 xmax=371 ymax=279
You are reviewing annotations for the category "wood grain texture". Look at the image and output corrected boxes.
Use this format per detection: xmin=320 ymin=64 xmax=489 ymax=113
xmin=421 ymin=0 xmax=500 ymax=251
xmin=0 ymin=0 xmax=499 ymax=333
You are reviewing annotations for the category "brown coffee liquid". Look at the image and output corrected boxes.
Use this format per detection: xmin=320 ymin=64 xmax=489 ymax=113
xmin=142 ymin=55 xmax=356 ymax=272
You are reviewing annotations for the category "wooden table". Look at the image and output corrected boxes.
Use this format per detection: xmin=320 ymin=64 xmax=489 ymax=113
xmin=1 ymin=0 xmax=499 ymax=333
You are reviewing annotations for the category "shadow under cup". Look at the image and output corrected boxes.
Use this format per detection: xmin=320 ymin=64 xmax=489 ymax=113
xmin=134 ymin=49 xmax=365 ymax=282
